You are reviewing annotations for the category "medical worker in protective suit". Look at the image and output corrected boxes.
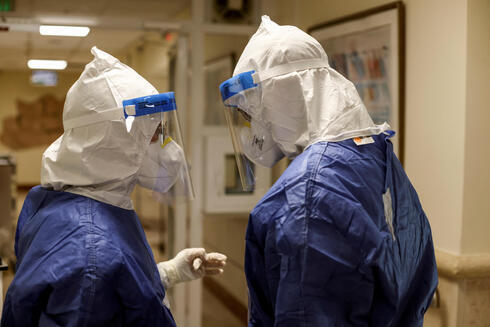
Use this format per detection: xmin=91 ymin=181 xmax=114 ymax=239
xmin=1 ymin=47 xmax=226 ymax=327
xmin=220 ymin=16 xmax=438 ymax=326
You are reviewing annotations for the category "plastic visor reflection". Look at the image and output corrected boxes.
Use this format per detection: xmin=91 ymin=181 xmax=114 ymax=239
xmin=225 ymin=154 xmax=254 ymax=194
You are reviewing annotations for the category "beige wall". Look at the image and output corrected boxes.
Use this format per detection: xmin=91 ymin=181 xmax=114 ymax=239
xmin=404 ymin=0 xmax=467 ymax=255
xmin=461 ymin=0 xmax=490 ymax=255
xmin=205 ymin=34 xmax=250 ymax=64
xmin=0 ymin=70 xmax=80 ymax=185
xmin=276 ymin=0 xmax=391 ymax=27
xmin=203 ymin=215 xmax=249 ymax=303
xmin=116 ymin=32 xmax=170 ymax=92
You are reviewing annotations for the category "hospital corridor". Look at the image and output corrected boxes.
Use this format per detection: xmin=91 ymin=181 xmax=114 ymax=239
xmin=0 ymin=0 xmax=489 ymax=326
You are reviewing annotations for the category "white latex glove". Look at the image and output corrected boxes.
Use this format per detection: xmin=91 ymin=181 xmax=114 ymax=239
xmin=157 ymin=248 xmax=227 ymax=289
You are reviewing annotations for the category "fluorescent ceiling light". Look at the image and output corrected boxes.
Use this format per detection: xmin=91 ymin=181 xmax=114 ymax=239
xmin=39 ymin=25 xmax=90 ymax=37
xmin=27 ymin=59 xmax=67 ymax=70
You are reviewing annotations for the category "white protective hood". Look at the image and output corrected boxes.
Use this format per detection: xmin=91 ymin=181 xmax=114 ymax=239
xmin=234 ymin=16 xmax=390 ymax=158
xmin=41 ymin=47 xmax=158 ymax=210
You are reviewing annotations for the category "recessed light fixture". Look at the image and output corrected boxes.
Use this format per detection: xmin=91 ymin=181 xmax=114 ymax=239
xmin=27 ymin=59 xmax=67 ymax=70
xmin=39 ymin=25 xmax=90 ymax=37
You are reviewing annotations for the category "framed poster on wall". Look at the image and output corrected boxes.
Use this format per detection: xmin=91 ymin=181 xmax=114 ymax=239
xmin=308 ymin=1 xmax=405 ymax=163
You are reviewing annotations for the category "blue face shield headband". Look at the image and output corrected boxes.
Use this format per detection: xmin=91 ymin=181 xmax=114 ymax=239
xmin=219 ymin=70 xmax=257 ymax=107
xmin=122 ymin=92 xmax=176 ymax=118
xmin=122 ymin=92 xmax=177 ymax=146
xmin=220 ymin=58 xmax=330 ymax=106
xmin=64 ymin=92 xmax=176 ymax=134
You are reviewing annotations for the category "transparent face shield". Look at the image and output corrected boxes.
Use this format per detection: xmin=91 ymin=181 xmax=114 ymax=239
xmin=123 ymin=92 xmax=195 ymax=204
xmin=219 ymin=71 xmax=284 ymax=191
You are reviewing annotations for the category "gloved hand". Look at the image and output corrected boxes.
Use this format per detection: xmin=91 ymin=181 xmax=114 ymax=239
xmin=157 ymin=248 xmax=227 ymax=289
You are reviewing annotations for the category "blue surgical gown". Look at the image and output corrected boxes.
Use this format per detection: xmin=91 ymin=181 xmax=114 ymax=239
xmin=1 ymin=186 xmax=176 ymax=327
xmin=245 ymin=132 xmax=438 ymax=326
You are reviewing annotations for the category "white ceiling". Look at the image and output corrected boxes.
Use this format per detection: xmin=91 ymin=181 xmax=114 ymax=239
xmin=0 ymin=0 xmax=191 ymax=70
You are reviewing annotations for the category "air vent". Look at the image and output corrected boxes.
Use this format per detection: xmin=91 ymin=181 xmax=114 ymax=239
xmin=208 ymin=0 xmax=257 ymax=24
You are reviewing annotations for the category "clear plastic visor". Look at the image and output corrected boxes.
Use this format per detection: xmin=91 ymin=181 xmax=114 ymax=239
xmin=220 ymin=71 xmax=261 ymax=191
xmin=124 ymin=92 xmax=195 ymax=204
